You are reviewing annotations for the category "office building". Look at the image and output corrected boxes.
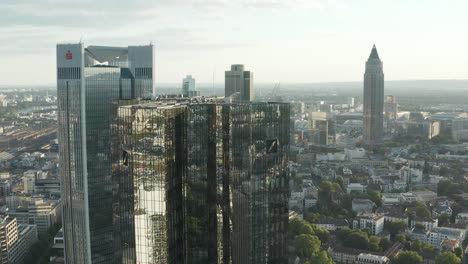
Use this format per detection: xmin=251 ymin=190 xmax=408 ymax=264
xmin=57 ymin=43 xmax=154 ymax=263
xmin=385 ymin=95 xmax=397 ymax=120
xmin=310 ymin=112 xmax=335 ymax=146
xmin=182 ymin=75 xmax=200 ymax=97
xmin=353 ymin=214 xmax=384 ymax=235
xmin=0 ymin=216 xmax=37 ymax=264
xmin=363 ymin=45 xmax=384 ymax=148
xmin=112 ymin=98 xmax=290 ymax=264
xmin=406 ymin=120 xmax=440 ymax=139
xmin=225 ymin=64 xmax=254 ymax=101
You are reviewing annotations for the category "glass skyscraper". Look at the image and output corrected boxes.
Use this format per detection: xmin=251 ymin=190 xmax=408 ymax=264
xmin=112 ymin=98 xmax=290 ymax=264
xmin=57 ymin=43 xmax=154 ymax=263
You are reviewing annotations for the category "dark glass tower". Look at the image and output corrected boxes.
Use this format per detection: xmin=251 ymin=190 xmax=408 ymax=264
xmin=57 ymin=43 xmax=154 ymax=263
xmin=363 ymin=45 xmax=384 ymax=148
xmin=112 ymin=99 xmax=290 ymax=264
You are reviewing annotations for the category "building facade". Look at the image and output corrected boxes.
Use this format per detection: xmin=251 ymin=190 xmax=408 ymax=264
xmin=225 ymin=64 xmax=254 ymax=101
xmin=112 ymin=99 xmax=290 ymax=264
xmin=363 ymin=45 xmax=384 ymax=148
xmin=57 ymin=43 xmax=154 ymax=263
xmin=385 ymin=95 xmax=397 ymax=120
xmin=182 ymin=75 xmax=200 ymax=97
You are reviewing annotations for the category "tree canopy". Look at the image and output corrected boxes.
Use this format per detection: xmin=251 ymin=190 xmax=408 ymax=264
xmin=435 ymin=252 xmax=461 ymax=264
xmin=294 ymin=234 xmax=321 ymax=259
xmin=392 ymin=251 xmax=423 ymax=264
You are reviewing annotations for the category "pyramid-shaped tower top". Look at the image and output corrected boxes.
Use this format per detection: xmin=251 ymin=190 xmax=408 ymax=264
xmin=368 ymin=44 xmax=380 ymax=60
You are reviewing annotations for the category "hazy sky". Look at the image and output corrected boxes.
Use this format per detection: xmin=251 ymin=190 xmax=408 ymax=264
xmin=1 ymin=0 xmax=467 ymax=86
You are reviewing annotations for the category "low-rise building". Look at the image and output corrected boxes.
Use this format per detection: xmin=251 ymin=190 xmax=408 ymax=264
xmin=356 ymin=253 xmax=389 ymax=264
xmin=352 ymin=199 xmax=375 ymax=213
xmin=410 ymin=226 xmax=465 ymax=250
xmin=411 ymin=217 xmax=438 ymax=231
xmin=353 ymin=214 xmax=384 ymax=235
xmin=317 ymin=219 xmax=349 ymax=231
xmin=456 ymin=212 xmax=468 ymax=224
xmin=347 ymin=183 xmax=366 ymax=194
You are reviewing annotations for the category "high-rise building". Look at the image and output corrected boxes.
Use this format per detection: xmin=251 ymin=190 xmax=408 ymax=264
xmin=182 ymin=75 xmax=200 ymax=97
xmin=112 ymin=98 xmax=289 ymax=264
xmin=225 ymin=64 xmax=254 ymax=101
xmin=385 ymin=95 xmax=398 ymax=120
xmin=310 ymin=112 xmax=336 ymax=146
xmin=363 ymin=45 xmax=384 ymax=148
xmin=57 ymin=43 xmax=154 ymax=263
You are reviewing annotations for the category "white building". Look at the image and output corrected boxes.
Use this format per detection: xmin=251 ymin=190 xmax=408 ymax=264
xmin=382 ymin=194 xmax=400 ymax=206
xmin=456 ymin=212 xmax=468 ymax=224
xmin=356 ymin=253 xmax=389 ymax=264
xmin=345 ymin=148 xmax=366 ymax=160
xmin=317 ymin=219 xmax=349 ymax=231
xmin=411 ymin=226 xmax=465 ymax=250
xmin=352 ymin=199 xmax=375 ymax=213
xmin=347 ymin=183 xmax=366 ymax=194
xmin=353 ymin=214 xmax=384 ymax=235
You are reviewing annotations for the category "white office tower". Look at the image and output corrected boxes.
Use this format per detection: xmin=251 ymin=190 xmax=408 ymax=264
xmin=57 ymin=43 xmax=155 ymax=263
xmin=348 ymin=97 xmax=355 ymax=107
xmin=225 ymin=64 xmax=254 ymax=101
xmin=182 ymin=75 xmax=200 ymax=97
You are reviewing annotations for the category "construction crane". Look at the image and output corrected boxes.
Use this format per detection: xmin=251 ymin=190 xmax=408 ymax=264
xmin=270 ymin=82 xmax=281 ymax=102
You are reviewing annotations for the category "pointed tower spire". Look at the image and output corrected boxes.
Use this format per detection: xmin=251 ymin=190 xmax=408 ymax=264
xmin=368 ymin=44 xmax=380 ymax=60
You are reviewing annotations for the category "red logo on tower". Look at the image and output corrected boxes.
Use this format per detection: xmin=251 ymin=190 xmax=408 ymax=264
xmin=65 ymin=50 xmax=73 ymax=60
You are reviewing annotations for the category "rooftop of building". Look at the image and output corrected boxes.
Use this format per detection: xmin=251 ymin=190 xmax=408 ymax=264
xmin=352 ymin=199 xmax=375 ymax=205
xmin=118 ymin=97 xmax=289 ymax=110
xmin=441 ymin=239 xmax=459 ymax=248
xmin=356 ymin=213 xmax=384 ymax=221
xmin=368 ymin=44 xmax=380 ymax=60
xmin=317 ymin=219 xmax=349 ymax=225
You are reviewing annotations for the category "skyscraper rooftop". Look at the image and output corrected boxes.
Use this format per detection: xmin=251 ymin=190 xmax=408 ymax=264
xmin=368 ymin=44 xmax=381 ymax=60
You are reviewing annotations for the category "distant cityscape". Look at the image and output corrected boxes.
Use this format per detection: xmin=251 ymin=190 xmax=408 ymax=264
xmin=0 ymin=43 xmax=466 ymax=264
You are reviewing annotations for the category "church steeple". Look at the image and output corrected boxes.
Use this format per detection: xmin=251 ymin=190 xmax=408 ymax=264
xmin=368 ymin=44 xmax=380 ymax=60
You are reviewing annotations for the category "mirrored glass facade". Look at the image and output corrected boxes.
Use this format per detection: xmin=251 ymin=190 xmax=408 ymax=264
xmin=57 ymin=43 xmax=154 ymax=263
xmin=112 ymin=100 xmax=289 ymax=264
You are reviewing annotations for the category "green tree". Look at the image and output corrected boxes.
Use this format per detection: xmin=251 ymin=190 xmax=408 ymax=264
xmin=305 ymin=212 xmax=321 ymax=223
xmin=368 ymin=190 xmax=383 ymax=207
xmin=336 ymin=175 xmax=344 ymax=189
xmin=294 ymin=234 xmax=321 ymax=259
xmin=385 ymin=221 xmax=407 ymax=236
xmin=311 ymin=224 xmax=330 ymax=243
xmin=307 ymin=251 xmax=334 ymax=264
xmin=435 ymin=252 xmax=461 ymax=264
xmin=344 ymin=231 xmax=369 ymax=250
xmin=411 ymin=239 xmax=423 ymax=253
xmin=369 ymin=236 xmax=381 ymax=251
xmin=290 ymin=217 xmax=314 ymax=236
xmin=439 ymin=166 xmax=449 ymax=176
xmin=392 ymin=251 xmax=423 ymax=264
xmin=438 ymin=213 xmax=451 ymax=226
xmin=337 ymin=228 xmax=353 ymax=241
xmin=379 ymin=237 xmax=391 ymax=251
xmin=319 ymin=181 xmax=337 ymax=203
xmin=454 ymin=247 xmax=463 ymax=259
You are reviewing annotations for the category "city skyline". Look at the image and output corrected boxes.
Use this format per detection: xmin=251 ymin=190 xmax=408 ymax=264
xmin=2 ymin=0 xmax=468 ymax=86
